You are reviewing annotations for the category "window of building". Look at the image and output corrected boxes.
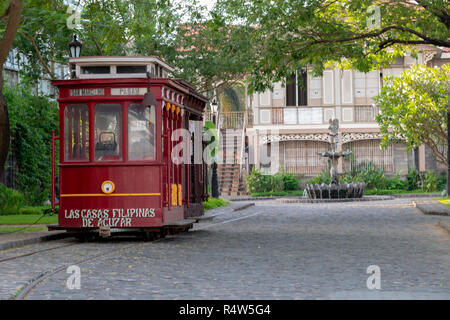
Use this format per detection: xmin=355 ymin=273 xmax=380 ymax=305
xmin=128 ymin=104 xmax=156 ymax=161
xmin=286 ymin=70 xmax=307 ymax=106
xmin=94 ymin=104 xmax=122 ymax=161
xmin=65 ymin=104 xmax=89 ymax=161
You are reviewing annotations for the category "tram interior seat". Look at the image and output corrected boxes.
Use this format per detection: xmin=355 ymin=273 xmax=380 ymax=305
xmin=95 ymin=131 xmax=119 ymax=160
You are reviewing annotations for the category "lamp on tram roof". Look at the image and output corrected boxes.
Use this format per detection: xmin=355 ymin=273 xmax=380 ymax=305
xmin=69 ymin=35 xmax=82 ymax=79
xmin=69 ymin=34 xmax=82 ymax=58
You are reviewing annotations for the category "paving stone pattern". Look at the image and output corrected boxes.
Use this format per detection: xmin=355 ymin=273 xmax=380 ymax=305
xmin=0 ymin=199 xmax=448 ymax=300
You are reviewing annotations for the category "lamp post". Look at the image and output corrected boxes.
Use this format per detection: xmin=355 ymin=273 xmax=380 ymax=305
xmin=68 ymin=34 xmax=82 ymax=79
xmin=211 ymin=98 xmax=219 ymax=198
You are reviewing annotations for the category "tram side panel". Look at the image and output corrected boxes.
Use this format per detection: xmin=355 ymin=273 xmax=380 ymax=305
xmin=59 ymin=165 xmax=163 ymax=228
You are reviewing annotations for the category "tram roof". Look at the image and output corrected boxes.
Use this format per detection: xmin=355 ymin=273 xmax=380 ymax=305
xmin=52 ymin=77 xmax=209 ymax=104
xmin=68 ymin=56 xmax=175 ymax=80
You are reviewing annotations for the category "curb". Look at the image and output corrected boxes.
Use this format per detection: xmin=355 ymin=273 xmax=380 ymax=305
xmin=277 ymin=196 xmax=394 ymax=204
xmin=412 ymin=200 xmax=450 ymax=217
xmin=392 ymin=193 xmax=441 ymax=198
xmin=0 ymin=232 xmax=70 ymax=251
xmin=437 ymin=221 xmax=450 ymax=234
xmin=233 ymin=203 xmax=255 ymax=211
xmin=223 ymin=196 xmax=278 ymax=201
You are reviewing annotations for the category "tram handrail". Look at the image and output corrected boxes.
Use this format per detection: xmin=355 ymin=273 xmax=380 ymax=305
xmin=51 ymin=130 xmax=60 ymax=213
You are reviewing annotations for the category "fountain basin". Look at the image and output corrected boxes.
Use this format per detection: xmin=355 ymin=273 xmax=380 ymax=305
xmin=305 ymin=182 xmax=366 ymax=199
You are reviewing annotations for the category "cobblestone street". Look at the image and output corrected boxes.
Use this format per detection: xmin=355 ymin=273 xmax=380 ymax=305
xmin=1 ymin=199 xmax=449 ymax=300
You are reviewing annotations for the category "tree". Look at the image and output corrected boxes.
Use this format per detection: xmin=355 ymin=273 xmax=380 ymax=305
xmin=78 ymin=0 xmax=183 ymax=57
xmin=14 ymin=0 xmax=72 ymax=81
xmin=174 ymin=17 xmax=253 ymax=96
xmin=213 ymin=0 xmax=449 ymax=91
xmin=375 ymin=64 xmax=450 ymax=166
xmin=0 ymin=0 xmax=187 ymax=180
xmin=0 ymin=0 xmax=22 ymax=182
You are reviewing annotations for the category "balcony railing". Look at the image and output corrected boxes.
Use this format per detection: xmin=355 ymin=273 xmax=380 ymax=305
xmin=204 ymin=111 xmax=253 ymax=129
xmin=354 ymin=105 xmax=380 ymax=123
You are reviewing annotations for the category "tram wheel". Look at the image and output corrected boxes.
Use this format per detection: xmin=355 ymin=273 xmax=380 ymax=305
xmin=141 ymin=232 xmax=154 ymax=241
xmin=74 ymin=234 xmax=87 ymax=242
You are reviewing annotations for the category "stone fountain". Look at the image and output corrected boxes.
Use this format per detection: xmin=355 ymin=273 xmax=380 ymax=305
xmin=305 ymin=118 xmax=365 ymax=199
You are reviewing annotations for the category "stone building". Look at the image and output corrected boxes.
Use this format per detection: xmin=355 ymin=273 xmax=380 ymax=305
xmin=244 ymin=45 xmax=448 ymax=179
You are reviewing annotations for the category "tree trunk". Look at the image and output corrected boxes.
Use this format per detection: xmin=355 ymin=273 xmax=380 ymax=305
xmin=0 ymin=0 xmax=23 ymax=183
xmin=0 ymin=78 xmax=9 ymax=183
xmin=447 ymin=111 xmax=450 ymax=197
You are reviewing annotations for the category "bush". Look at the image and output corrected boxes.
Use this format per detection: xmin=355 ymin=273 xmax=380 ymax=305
xmin=246 ymin=168 xmax=301 ymax=193
xmin=246 ymin=168 xmax=272 ymax=193
xmin=355 ymin=164 xmax=386 ymax=189
xmin=406 ymin=166 xmax=420 ymax=191
xmin=283 ymin=173 xmax=299 ymax=190
xmin=421 ymin=171 xmax=439 ymax=192
xmin=4 ymin=84 xmax=59 ymax=205
xmin=437 ymin=171 xmax=447 ymax=191
xmin=308 ymin=169 xmax=331 ymax=185
xmin=0 ymin=185 xmax=25 ymax=215
xmin=385 ymin=172 xmax=407 ymax=190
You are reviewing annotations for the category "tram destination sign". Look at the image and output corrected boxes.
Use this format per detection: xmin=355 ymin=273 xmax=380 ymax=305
xmin=64 ymin=208 xmax=156 ymax=227
xmin=70 ymin=88 xmax=104 ymax=96
xmin=111 ymin=87 xmax=147 ymax=95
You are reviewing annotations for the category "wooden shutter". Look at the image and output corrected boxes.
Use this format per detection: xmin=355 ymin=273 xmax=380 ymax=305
xmin=286 ymin=72 xmax=296 ymax=106
xmin=298 ymin=69 xmax=307 ymax=106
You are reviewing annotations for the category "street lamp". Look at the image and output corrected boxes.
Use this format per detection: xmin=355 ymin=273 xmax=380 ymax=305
xmin=68 ymin=35 xmax=82 ymax=78
xmin=211 ymin=97 xmax=218 ymax=123
xmin=211 ymin=97 xmax=219 ymax=198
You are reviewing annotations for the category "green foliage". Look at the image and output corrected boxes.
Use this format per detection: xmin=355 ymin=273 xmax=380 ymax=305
xmin=4 ymin=84 xmax=59 ymax=205
xmin=421 ymin=171 xmax=439 ymax=193
xmin=246 ymin=168 xmax=272 ymax=193
xmin=308 ymin=163 xmax=443 ymax=193
xmin=283 ymin=173 xmax=299 ymax=191
xmin=437 ymin=171 xmax=447 ymax=191
xmin=384 ymin=173 xmax=407 ymax=191
xmin=203 ymin=197 xmax=229 ymax=211
xmin=406 ymin=166 xmax=420 ymax=191
xmin=356 ymin=164 xmax=386 ymax=190
xmin=0 ymin=185 xmax=25 ymax=215
xmin=0 ymin=213 xmax=58 ymax=225
xmin=375 ymin=65 xmax=450 ymax=166
xmin=309 ymin=169 xmax=331 ymax=185
xmin=246 ymin=168 xmax=300 ymax=193
xmin=213 ymin=0 xmax=450 ymax=92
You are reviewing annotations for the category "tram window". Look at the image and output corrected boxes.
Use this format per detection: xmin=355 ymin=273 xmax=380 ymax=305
xmin=117 ymin=66 xmax=147 ymax=74
xmin=95 ymin=104 xmax=122 ymax=161
xmin=81 ymin=66 xmax=110 ymax=74
xmin=128 ymin=104 xmax=155 ymax=161
xmin=64 ymin=104 xmax=89 ymax=161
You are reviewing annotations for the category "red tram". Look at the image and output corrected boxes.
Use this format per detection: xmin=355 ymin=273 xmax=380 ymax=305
xmin=49 ymin=56 xmax=209 ymax=238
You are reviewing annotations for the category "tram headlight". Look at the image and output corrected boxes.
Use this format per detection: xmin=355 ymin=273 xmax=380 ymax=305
xmin=101 ymin=181 xmax=115 ymax=194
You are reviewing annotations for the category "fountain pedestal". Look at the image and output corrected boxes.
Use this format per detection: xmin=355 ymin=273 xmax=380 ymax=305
xmin=305 ymin=118 xmax=365 ymax=199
